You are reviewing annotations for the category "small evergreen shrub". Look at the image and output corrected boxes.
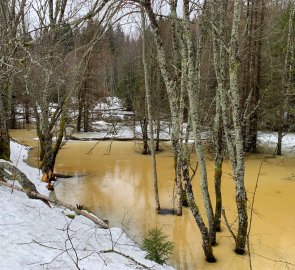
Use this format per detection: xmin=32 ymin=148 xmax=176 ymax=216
xmin=142 ymin=227 xmax=174 ymax=265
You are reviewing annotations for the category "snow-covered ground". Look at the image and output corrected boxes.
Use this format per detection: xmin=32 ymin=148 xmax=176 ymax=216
xmin=0 ymin=142 xmax=175 ymax=270
xmin=70 ymin=121 xmax=172 ymax=141
xmin=257 ymin=131 xmax=295 ymax=155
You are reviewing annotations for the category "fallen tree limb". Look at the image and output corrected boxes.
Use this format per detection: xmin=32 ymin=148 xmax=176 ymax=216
xmin=222 ymin=208 xmax=237 ymax=242
xmin=0 ymin=160 xmax=38 ymax=193
xmin=0 ymin=181 xmax=109 ymax=229
xmin=100 ymin=249 xmax=149 ymax=269
xmin=0 ymin=160 xmax=51 ymax=206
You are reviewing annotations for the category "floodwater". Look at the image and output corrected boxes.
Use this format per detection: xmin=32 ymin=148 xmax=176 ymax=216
xmin=10 ymin=128 xmax=295 ymax=270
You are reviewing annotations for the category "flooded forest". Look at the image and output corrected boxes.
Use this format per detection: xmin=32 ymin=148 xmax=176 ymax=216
xmin=0 ymin=1 xmax=295 ymax=270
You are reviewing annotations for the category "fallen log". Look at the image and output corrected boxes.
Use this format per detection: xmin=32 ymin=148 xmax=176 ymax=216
xmin=0 ymin=160 xmax=51 ymax=206
xmin=0 ymin=160 xmax=39 ymax=193
xmin=0 ymin=180 xmax=109 ymax=229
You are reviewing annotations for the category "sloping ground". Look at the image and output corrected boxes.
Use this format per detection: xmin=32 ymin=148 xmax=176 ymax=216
xmin=0 ymin=142 xmax=174 ymax=270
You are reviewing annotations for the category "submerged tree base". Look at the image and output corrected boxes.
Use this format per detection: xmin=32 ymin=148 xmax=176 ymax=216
xmin=235 ymin=247 xmax=246 ymax=255
xmin=158 ymin=208 xmax=177 ymax=216
xmin=206 ymin=256 xmax=217 ymax=263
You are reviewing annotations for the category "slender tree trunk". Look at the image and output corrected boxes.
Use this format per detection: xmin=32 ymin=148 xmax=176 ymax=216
xmin=156 ymin=119 xmax=161 ymax=151
xmin=277 ymin=130 xmax=283 ymax=155
xmin=142 ymin=10 xmax=160 ymax=211
xmin=25 ymin=100 xmax=30 ymax=124
xmin=140 ymin=2 xmax=216 ymax=259
xmin=211 ymin=0 xmax=248 ymax=253
xmin=0 ymin=1 xmax=26 ymax=160
xmin=0 ymin=115 xmax=10 ymax=161
xmin=77 ymin=88 xmax=83 ymax=132
xmin=10 ymin=101 xmax=17 ymax=129
xmin=83 ymin=79 xmax=89 ymax=132
xmin=143 ymin=1 xmax=183 ymax=216
xmin=170 ymin=0 xmax=183 ymax=216
xmin=244 ymin=0 xmax=264 ymax=153
xmin=278 ymin=4 xmax=294 ymax=155
xmin=229 ymin=0 xmax=248 ymax=254
xmin=182 ymin=0 xmax=215 ymax=244
xmin=141 ymin=116 xmax=149 ymax=155
xmin=214 ymin=157 xmax=223 ymax=231
xmin=0 ymin=80 xmax=11 ymax=161
xmin=182 ymin=160 xmax=216 ymax=262
xmin=213 ymin=96 xmax=224 ymax=232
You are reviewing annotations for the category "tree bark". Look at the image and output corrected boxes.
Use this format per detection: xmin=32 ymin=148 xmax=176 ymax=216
xmin=142 ymin=1 xmax=183 ymax=216
xmin=182 ymin=160 xmax=216 ymax=262
xmin=228 ymin=0 xmax=248 ymax=254
xmin=142 ymin=10 xmax=160 ymax=211
xmin=213 ymin=93 xmax=224 ymax=232
xmin=277 ymin=129 xmax=283 ymax=155
xmin=182 ymin=0 xmax=215 ymax=244
xmin=0 ymin=83 xmax=10 ymax=160
xmin=210 ymin=0 xmax=248 ymax=253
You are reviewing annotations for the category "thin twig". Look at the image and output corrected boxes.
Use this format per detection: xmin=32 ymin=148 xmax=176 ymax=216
xmin=222 ymin=209 xmax=237 ymax=242
xmin=247 ymin=158 xmax=264 ymax=269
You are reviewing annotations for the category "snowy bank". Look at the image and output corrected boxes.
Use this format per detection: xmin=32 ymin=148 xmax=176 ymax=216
xmin=257 ymin=131 xmax=295 ymax=155
xmin=0 ymin=141 xmax=175 ymax=270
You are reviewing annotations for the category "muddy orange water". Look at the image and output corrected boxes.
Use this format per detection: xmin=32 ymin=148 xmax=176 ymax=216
xmin=10 ymin=128 xmax=295 ymax=270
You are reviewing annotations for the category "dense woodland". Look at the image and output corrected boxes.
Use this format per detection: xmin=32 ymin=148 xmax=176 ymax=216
xmin=0 ymin=0 xmax=294 ymax=266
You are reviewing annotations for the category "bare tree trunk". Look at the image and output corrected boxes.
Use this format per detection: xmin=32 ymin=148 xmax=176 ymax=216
xmin=77 ymin=88 xmax=83 ymax=132
xmin=83 ymin=79 xmax=89 ymax=132
xmin=40 ymin=111 xmax=66 ymax=189
xmin=10 ymin=100 xmax=17 ymax=129
xmin=211 ymin=0 xmax=248 ymax=253
xmin=141 ymin=117 xmax=149 ymax=155
xmin=278 ymin=4 xmax=294 ymax=155
xmin=170 ymin=0 xmax=183 ymax=216
xmin=243 ymin=0 xmax=264 ymax=153
xmin=228 ymin=0 xmax=248 ymax=254
xmin=155 ymin=119 xmax=161 ymax=151
xmin=25 ymin=100 xmax=30 ymax=124
xmin=138 ymin=1 xmax=216 ymax=260
xmin=181 ymin=160 xmax=216 ymax=262
xmin=0 ymin=118 xmax=10 ymax=160
xmin=141 ymin=10 xmax=160 ymax=211
xmin=277 ymin=129 xmax=283 ymax=155
xmin=0 ymin=1 xmax=27 ymax=160
xmin=182 ymin=0 xmax=215 ymax=245
xmin=142 ymin=1 xmax=183 ymax=216
xmin=0 ymin=82 xmax=10 ymax=160
xmin=213 ymin=96 xmax=224 ymax=232
xmin=210 ymin=0 xmax=227 ymax=234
